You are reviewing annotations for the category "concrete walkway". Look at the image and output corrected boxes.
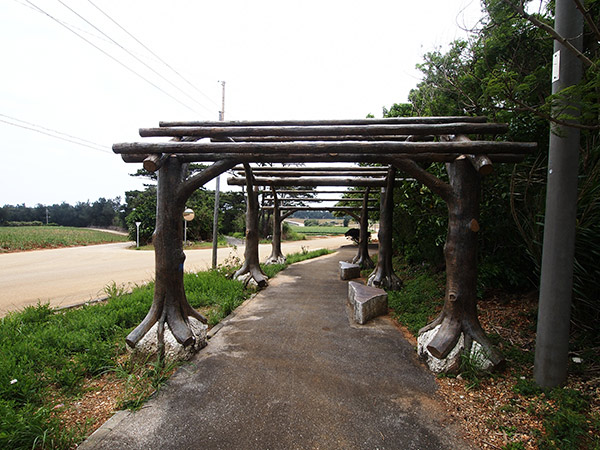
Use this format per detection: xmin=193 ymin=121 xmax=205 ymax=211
xmin=81 ymin=245 xmax=475 ymax=450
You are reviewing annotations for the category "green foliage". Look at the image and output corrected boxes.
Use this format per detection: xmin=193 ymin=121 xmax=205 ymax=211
xmin=0 ymin=226 xmax=128 ymax=252
xmin=0 ymin=263 xmax=275 ymax=449
xmin=124 ymin=185 xmax=246 ymax=246
xmin=285 ymin=248 xmax=331 ymax=264
xmin=386 ymin=263 xmax=444 ymax=335
xmin=386 ymin=0 xmax=600 ymax=336
xmin=513 ymin=378 xmax=599 ymax=450
xmin=125 ymin=187 xmax=157 ymax=245
xmin=281 ymin=222 xmax=306 ymax=241
xmin=0 ymin=198 xmax=123 ymax=229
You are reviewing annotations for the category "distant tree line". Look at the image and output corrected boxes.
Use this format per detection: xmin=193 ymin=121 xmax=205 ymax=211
xmin=290 ymin=211 xmax=335 ymax=219
xmin=0 ymin=198 xmax=123 ymax=228
xmin=0 ymin=187 xmax=247 ymax=246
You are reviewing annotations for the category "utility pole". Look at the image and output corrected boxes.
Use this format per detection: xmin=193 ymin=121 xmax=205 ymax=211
xmin=534 ymin=0 xmax=583 ymax=388
xmin=212 ymin=81 xmax=225 ymax=268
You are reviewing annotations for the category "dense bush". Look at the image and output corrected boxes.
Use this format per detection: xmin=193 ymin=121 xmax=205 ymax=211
xmin=381 ymin=0 xmax=600 ymax=340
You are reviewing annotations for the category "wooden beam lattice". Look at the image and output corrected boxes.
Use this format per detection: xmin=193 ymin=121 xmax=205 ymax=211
xmin=159 ymin=116 xmax=489 ymax=127
xmin=112 ymin=116 xmax=538 ymax=375
xmin=261 ymin=206 xmax=376 ymax=212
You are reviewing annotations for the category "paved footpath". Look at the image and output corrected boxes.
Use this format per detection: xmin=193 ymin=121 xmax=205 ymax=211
xmin=80 ymin=245 xmax=476 ymax=450
xmin=0 ymin=236 xmax=347 ymax=316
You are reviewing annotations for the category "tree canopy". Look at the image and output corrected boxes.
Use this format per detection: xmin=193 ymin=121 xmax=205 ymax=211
xmin=385 ymin=0 xmax=599 ymax=337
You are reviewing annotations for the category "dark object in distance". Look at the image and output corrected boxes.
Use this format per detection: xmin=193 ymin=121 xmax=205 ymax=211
xmin=345 ymin=228 xmax=370 ymax=244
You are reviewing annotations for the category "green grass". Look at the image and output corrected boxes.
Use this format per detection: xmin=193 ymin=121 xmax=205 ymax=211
xmin=385 ymin=258 xmax=445 ymax=335
xmin=288 ymin=225 xmax=349 ymax=236
xmin=512 ymin=379 xmax=600 ymax=449
xmin=0 ymin=226 xmax=128 ymax=253
xmin=134 ymin=235 xmax=229 ymax=251
xmin=0 ymin=247 xmax=332 ymax=449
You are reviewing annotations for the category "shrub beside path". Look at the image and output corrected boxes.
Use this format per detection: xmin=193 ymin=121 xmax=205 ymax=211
xmin=80 ymin=245 xmax=476 ymax=450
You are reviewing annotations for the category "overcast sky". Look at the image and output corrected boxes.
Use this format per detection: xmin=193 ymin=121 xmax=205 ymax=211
xmin=1 ymin=0 xmax=482 ymax=206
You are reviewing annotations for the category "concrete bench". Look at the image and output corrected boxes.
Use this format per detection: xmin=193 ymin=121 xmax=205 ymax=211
xmin=339 ymin=261 xmax=361 ymax=280
xmin=347 ymin=281 xmax=388 ymax=325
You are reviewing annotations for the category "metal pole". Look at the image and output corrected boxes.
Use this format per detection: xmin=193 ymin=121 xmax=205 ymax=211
xmin=534 ymin=0 xmax=583 ymax=388
xmin=212 ymin=80 xmax=226 ymax=268
xmin=135 ymin=221 xmax=141 ymax=248
xmin=212 ymin=176 xmax=220 ymax=268
xmin=184 ymin=220 xmax=188 ymax=246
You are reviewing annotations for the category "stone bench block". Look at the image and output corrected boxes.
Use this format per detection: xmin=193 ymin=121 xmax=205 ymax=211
xmin=347 ymin=281 xmax=388 ymax=325
xmin=339 ymin=261 xmax=361 ymax=280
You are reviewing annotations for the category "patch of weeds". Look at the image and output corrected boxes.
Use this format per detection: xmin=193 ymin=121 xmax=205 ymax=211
xmin=502 ymin=442 xmax=526 ymax=450
xmin=513 ymin=378 xmax=542 ymax=397
xmin=513 ymin=378 xmax=598 ymax=449
xmin=502 ymin=343 xmax=535 ymax=368
xmin=286 ymin=248 xmax=332 ymax=264
xmin=0 ymin=400 xmax=83 ymax=450
xmin=110 ymin=356 xmax=180 ymax=412
xmin=459 ymin=350 xmax=490 ymax=391
xmin=103 ymin=282 xmax=128 ymax=298
xmin=387 ymin=271 xmax=444 ymax=335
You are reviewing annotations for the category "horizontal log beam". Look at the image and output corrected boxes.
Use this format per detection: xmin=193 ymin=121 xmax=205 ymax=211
xmin=220 ymin=135 xmax=421 ymax=142
xmin=121 ymin=153 xmax=529 ymax=165
xmin=115 ymin=141 xmax=536 ymax=156
xmin=233 ymin=165 xmax=387 ymax=172
xmin=262 ymin=206 xmax=376 ymax=211
xmin=140 ymin=123 xmax=509 ymax=139
xmin=234 ymin=170 xmax=389 ymax=177
xmin=260 ymin=190 xmax=369 ymax=195
xmin=159 ymin=117 xmax=488 ymax=127
xmin=264 ymin=197 xmax=377 ymax=203
xmin=229 ymin=177 xmax=387 ymax=187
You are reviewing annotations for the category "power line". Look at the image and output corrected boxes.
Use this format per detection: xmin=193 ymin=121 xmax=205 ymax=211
xmin=55 ymin=0 xmax=215 ymax=116
xmin=23 ymin=0 xmax=204 ymax=116
xmin=85 ymin=0 xmax=220 ymax=110
xmin=0 ymin=113 xmax=109 ymax=150
xmin=0 ymin=114 xmax=112 ymax=154
xmin=10 ymin=0 xmax=124 ymax=50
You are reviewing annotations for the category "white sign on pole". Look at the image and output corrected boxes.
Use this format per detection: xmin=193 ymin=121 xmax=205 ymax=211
xmin=135 ymin=221 xmax=141 ymax=248
xmin=552 ymin=50 xmax=560 ymax=83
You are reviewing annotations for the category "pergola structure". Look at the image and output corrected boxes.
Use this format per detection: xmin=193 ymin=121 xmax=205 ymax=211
xmin=228 ymin=166 xmax=388 ymax=271
xmin=113 ymin=116 xmax=536 ymax=372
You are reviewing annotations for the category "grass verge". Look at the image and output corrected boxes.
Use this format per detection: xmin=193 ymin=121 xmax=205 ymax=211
xmin=288 ymin=225 xmax=349 ymax=236
xmin=0 ymin=226 xmax=127 ymax=253
xmin=0 ymin=247 xmax=333 ymax=449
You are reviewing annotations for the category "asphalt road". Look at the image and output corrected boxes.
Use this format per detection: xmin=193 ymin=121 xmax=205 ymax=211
xmin=0 ymin=236 xmax=348 ymax=316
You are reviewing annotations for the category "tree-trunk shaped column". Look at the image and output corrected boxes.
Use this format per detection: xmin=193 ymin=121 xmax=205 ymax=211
xmin=233 ymin=164 xmax=268 ymax=287
xmin=126 ymin=156 xmax=237 ymax=350
xmin=265 ymin=186 xmax=286 ymax=265
xmin=394 ymin=155 xmax=504 ymax=373
xmin=352 ymin=187 xmax=375 ymax=270
xmin=367 ymin=167 xmax=402 ymax=290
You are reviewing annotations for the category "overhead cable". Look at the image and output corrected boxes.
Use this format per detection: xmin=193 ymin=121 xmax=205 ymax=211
xmin=24 ymin=0 xmax=204 ymax=116
xmin=86 ymin=0 xmax=220 ymax=109
xmin=0 ymin=113 xmax=112 ymax=154
xmin=55 ymin=0 xmax=215 ymax=116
